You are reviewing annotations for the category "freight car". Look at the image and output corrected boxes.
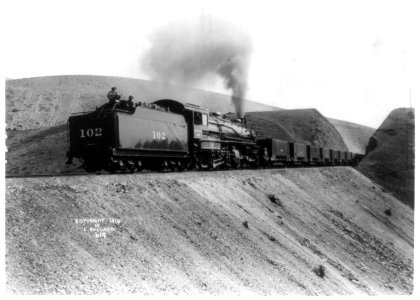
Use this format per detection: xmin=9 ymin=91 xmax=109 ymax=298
xmin=331 ymin=149 xmax=340 ymax=164
xmin=66 ymin=92 xmax=363 ymax=173
xmin=321 ymin=147 xmax=332 ymax=164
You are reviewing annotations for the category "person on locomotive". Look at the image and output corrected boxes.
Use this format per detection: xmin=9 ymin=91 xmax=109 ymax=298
xmin=107 ymin=87 xmax=121 ymax=106
xmin=127 ymin=95 xmax=136 ymax=112
xmin=127 ymin=95 xmax=135 ymax=106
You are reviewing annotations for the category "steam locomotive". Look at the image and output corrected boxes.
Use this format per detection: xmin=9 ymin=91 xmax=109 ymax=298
xmin=66 ymin=94 xmax=360 ymax=173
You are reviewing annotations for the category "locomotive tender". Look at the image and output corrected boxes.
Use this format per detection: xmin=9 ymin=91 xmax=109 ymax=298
xmin=66 ymin=94 xmax=360 ymax=173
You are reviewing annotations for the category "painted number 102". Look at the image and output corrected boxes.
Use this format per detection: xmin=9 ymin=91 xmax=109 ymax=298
xmin=152 ymin=131 xmax=166 ymax=140
xmin=80 ymin=128 xmax=102 ymax=138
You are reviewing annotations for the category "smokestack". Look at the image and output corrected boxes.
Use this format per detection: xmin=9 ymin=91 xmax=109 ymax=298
xmin=141 ymin=15 xmax=252 ymax=117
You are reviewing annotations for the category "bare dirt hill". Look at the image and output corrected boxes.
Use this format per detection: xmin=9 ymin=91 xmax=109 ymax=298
xmin=245 ymin=110 xmax=347 ymax=150
xmin=327 ymin=118 xmax=375 ymax=154
xmin=358 ymin=108 xmax=415 ymax=208
xmin=6 ymin=168 xmax=413 ymax=295
xmin=5 ymin=75 xmax=279 ymax=130
xmin=6 ymin=125 xmax=84 ymax=176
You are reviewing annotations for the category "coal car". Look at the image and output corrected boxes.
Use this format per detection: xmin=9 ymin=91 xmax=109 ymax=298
xmin=67 ymin=100 xmax=191 ymax=172
xmin=256 ymin=138 xmax=290 ymax=166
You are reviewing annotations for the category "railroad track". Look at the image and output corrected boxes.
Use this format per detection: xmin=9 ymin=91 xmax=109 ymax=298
xmin=5 ymin=164 xmax=354 ymax=179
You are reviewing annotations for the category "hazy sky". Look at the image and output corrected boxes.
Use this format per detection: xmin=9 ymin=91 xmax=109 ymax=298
xmin=3 ymin=0 xmax=419 ymax=128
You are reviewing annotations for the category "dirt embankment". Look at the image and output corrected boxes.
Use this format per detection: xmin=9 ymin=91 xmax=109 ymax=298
xmin=6 ymin=168 xmax=413 ymax=295
xmin=358 ymin=108 xmax=414 ymax=208
xmin=327 ymin=118 xmax=375 ymax=154
xmin=245 ymin=110 xmax=347 ymax=150
xmin=6 ymin=125 xmax=83 ymax=176
xmin=6 ymin=75 xmax=279 ymax=130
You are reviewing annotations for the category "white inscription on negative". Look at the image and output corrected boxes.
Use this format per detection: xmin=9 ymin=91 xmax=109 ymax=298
xmin=74 ymin=217 xmax=121 ymax=238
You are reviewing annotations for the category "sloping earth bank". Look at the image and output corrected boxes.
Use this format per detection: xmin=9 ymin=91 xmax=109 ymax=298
xmin=359 ymin=108 xmax=415 ymax=208
xmin=6 ymin=168 xmax=413 ymax=295
xmin=6 ymin=125 xmax=84 ymax=176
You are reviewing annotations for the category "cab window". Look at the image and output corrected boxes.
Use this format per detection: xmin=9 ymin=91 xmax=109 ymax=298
xmin=194 ymin=112 xmax=202 ymax=125
xmin=194 ymin=112 xmax=208 ymax=126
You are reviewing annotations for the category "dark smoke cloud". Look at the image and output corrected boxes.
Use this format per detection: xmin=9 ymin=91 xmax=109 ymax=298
xmin=142 ymin=15 xmax=252 ymax=117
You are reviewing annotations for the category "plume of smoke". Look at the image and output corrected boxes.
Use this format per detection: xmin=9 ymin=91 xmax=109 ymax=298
xmin=141 ymin=15 xmax=252 ymax=117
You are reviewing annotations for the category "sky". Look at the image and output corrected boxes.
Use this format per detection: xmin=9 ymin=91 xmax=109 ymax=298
xmin=2 ymin=0 xmax=419 ymax=128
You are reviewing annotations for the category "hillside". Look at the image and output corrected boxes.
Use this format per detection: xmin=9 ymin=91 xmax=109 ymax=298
xmin=5 ymin=75 xmax=279 ymax=130
xmin=245 ymin=110 xmax=347 ymax=150
xmin=358 ymin=108 xmax=415 ymax=208
xmin=5 ymin=125 xmax=83 ymax=176
xmin=6 ymin=168 xmax=413 ymax=295
xmin=327 ymin=118 xmax=375 ymax=154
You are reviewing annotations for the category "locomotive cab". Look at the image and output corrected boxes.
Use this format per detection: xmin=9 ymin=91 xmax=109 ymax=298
xmin=153 ymin=99 xmax=212 ymax=153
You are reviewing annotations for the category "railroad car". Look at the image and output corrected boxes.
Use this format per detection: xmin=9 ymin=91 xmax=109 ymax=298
xmin=289 ymin=142 xmax=307 ymax=165
xmin=307 ymin=145 xmax=321 ymax=165
xmin=256 ymin=138 xmax=290 ymax=167
xmin=346 ymin=151 xmax=351 ymax=165
xmin=67 ymin=100 xmax=190 ymax=172
xmin=331 ymin=149 xmax=340 ymax=164
xmin=320 ymin=147 xmax=332 ymax=164
xmin=339 ymin=150 xmax=347 ymax=165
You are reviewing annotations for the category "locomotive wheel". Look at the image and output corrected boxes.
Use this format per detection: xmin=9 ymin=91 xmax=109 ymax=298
xmin=187 ymin=160 xmax=197 ymax=170
xmin=150 ymin=160 xmax=166 ymax=172
xmin=107 ymin=164 xmax=118 ymax=174
xmin=84 ymin=160 xmax=97 ymax=173
xmin=105 ymin=160 xmax=119 ymax=173
xmin=176 ymin=160 xmax=185 ymax=172
xmin=148 ymin=165 xmax=160 ymax=172
xmin=230 ymin=157 xmax=239 ymax=169
xmin=126 ymin=160 xmax=136 ymax=173
xmin=189 ymin=155 xmax=202 ymax=171
xmin=161 ymin=160 xmax=169 ymax=172
xmin=136 ymin=160 xmax=143 ymax=172
xmin=222 ymin=158 xmax=231 ymax=170
xmin=207 ymin=158 xmax=214 ymax=171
